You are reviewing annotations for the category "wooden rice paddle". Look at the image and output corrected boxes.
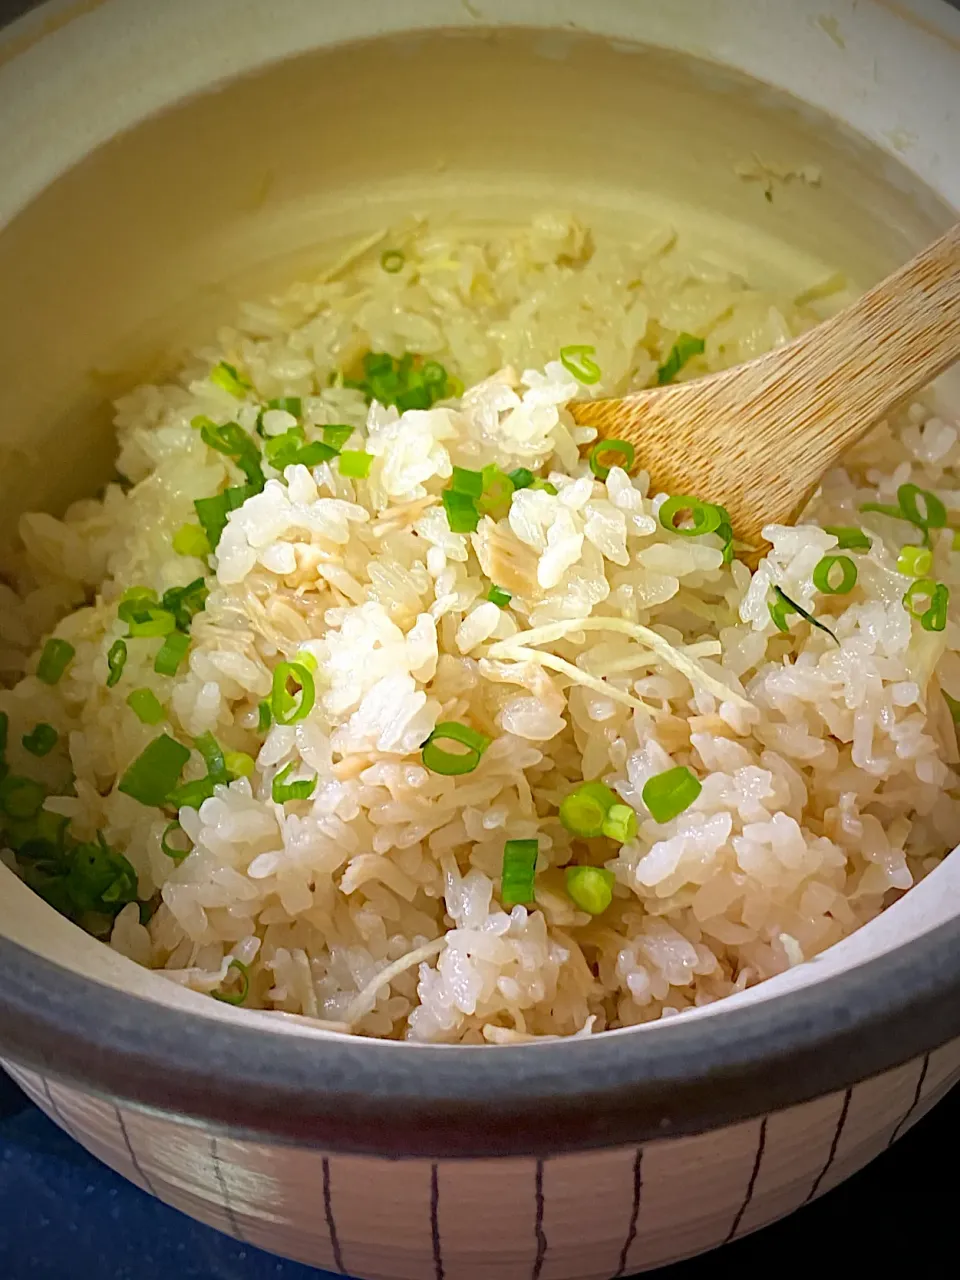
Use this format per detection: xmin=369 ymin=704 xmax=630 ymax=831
xmin=570 ymin=222 xmax=960 ymax=550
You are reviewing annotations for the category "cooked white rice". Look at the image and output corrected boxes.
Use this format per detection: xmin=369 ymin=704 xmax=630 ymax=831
xmin=2 ymin=213 xmax=958 ymax=1044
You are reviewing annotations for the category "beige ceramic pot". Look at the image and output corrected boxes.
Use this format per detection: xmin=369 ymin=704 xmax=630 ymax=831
xmin=1 ymin=2 xmax=959 ymax=1278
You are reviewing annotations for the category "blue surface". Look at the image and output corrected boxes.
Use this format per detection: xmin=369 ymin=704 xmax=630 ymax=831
xmin=0 ymin=1066 xmax=956 ymax=1278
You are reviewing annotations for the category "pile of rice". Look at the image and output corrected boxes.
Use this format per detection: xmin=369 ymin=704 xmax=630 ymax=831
xmin=2 ymin=213 xmax=958 ymax=1044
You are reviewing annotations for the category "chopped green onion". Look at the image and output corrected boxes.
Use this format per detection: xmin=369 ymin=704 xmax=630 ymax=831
xmin=161 ymin=579 xmax=208 ymax=631
xmin=127 ymin=608 xmax=177 ymax=639
xmin=487 ymin=585 xmax=512 ymax=608
xmin=272 ymin=761 xmax=317 ymax=804
xmin=903 ymin=578 xmax=949 ymax=632
xmin=271 ymin=661 xmax=316 ymax=725
xmin=559 ymin=344 xmax=602 ymax=385
xmin=812 ymin=554 xmax=858 ymax=595
xmin=859 ymin=501 xmax=904 ymax=520
xmin=531 ymin=479 xmax=558 ymax=496
xmin=897 ymin=545 xmax=933 ymax=577
xmin=500 ymin=838 xmax=538 ymax=907
xmin=295 ymin=649 xmax=319 ymax=673
xmin=126 ymin=689 xmax=165 ymax=726
xmin=559 ymin=781 xmax=618 ymax=838
xmin=194 ymin=484 xmax=254 ymax=550
xmin=897 ymin=483 xmax=946 ymax=531
xmin=642 ymin=765 xmax=702 ymax=824
xmin=339 ymin=450 xmax=373 ymax=479
xmin=257 ymin=700 xmax=272 ymax=732
xmin=212 ymin=958 xmax=251 ymax=1005
xmin=65 ymin=834 xmax=138 ymax=915
xmin=225 ymin=751 xmax=255 ymax=779
xmin=0 ymin=775 xmax=46 ymax=820
xmin=105 ymin=639 xmax=128 ymax=688
xmin=161 ymin=820 xmax=191 ymax=862
xmin=21 ymin=724 xmax=58 ymax=758
xmin=322 ymin=424 xmax=354 ymax=451
xmin=118 ymin=734 xmax=191 ymax=808
xmin=565 ymin=865 xmax=616 ymax=915
xmin=266 ymin=396 xmax=302 ymax=418
xmin=601 ymin=803 xmax=638 ymax=844
xmin=768 ymin=587 xmax=838 ymax=644
xmin=441 ymin=488 xmax=481 ymax=534
xmin=715 ymin=506 xmax=735 ymax=564
xmin=194 ymin=731 xmax=229 ymax=784
xmin=588 ymin=439 xmax=635 ymax=482
xmin=451 ymin=466 xmax=484 ymax=498
xmin=209 ymin=361 xmax=250 ymax=398
xmin=423 ymin=361 xmax=447 ymax=388
xmin=264 ymin=426 xmax=307 ymax=469
xmin=168 ymin=777 xmax=216 ymax=810
xmin=508 ymin=468 xmax=535 ymax=491
xmin=659 ymin=495 xmax=723 ymax=537
xmin=824 ymin=525 xmax=871 ymax=552
xmin=292 ymin=440 xmax=339 ymax=468
xmin=656 ymin=333 xmax=705 ymax=385
xmin=198 ymin=419 xmax=265 ymax=490
xmin=37 ymin=638 xmax=75 ymax=686
xmin=348 ymin=351 xmax=451 ymax=412
xmin=421 ymin=722 xmax=490 ymax=775
xmin=154 ymin=631 xmax=191 ymax=677
xmin=477 ymin=465 xmax=516 ymax=520
xmin=446 ymin=374 xmax=465 ymax=398
xmin=172 ymin=523 xmax=211 ymax=558
xmin=381 ymin=249 xmax=405 ymax=273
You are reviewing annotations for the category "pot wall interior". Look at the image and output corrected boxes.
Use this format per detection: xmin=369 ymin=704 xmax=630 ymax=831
xmin=0 ymin=26 xmax=957 ymax=1037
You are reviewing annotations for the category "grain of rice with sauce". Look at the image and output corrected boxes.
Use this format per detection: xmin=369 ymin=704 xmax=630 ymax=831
xmin=1 ymin=213 xmax=958 ymax=1044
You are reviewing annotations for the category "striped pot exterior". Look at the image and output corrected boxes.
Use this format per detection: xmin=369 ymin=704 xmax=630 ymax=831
xmin=4 ymin=1041 xmax=959 ymax=1280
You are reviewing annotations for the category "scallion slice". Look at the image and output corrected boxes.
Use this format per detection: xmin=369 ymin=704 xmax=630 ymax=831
xmin=198 ymin=419 xmax=265 ymax=490
xmin=118 ymin=734 xmax=191 ymax=808
xmin=126 ymin=689 xmax=165 ymax=726
xmin=127 ymin=608 xmax=177 ymax=638
xmin=656 ymin=333 xmax=705 ymax=385
xmin=565 ymin=866 xmax=616 ymax=915
xmin=589 ymin=439 xmax=636 ymax=481
xmin=897 ymin=545 xmax=933 ymax=577
xmin=322 ymin=424 xmax=354 ymax=452
xmin=168 ymin=777 xmax=216 ymax=810
xmin=209 ymin=361 xmax=250 ymax=398
xmin=172 ymin=523 xmax=211 ymax=559
xmin=161 ymin=820 xmax=191 ymax=862
xmin=559 ymin=780 xmax=618 ymax=838
xmin=508 ymin=468 xmax=535 ymax=491
xmin=212 ymin=958 xmax=251 ymax=1005
xmin=161 ymin=579 xmax=208 ymax=631
xmin=487 ymin=585 xmax=512 ymax=608
xmin=659 ymin=495 xmax=723 ymax=537
xmin=106 ymin=639 xmax=128 ymax=688
xmin=0 ymin=775 xmax=46 ymax=820
xmin=22 ymin=724 xmax=58 ymax=758
xmin=267 ymin=396 xmax=302 ymax=418
xmin=862 ymin=483 xmax=947 ymax=545
xmin=194 ymin=484 xmax=254 ymax=551
xmin=812 ymin=554 xmax=858 ymax=595
xmin=271 ymin=661 xmax=316 ymax=725
xmin=559 ymin=344 xmax=602 ymax=385
xmin=380 ymin=249 xmax=405 ymax=273
xmin=264 ymin=426 xmax=307 ymax=469
xmin=903 ymin=578 xmax=949 ymax=632
xmin=421 ymin=722 xmax=490 ymax=775
xmin=257 ymin=700 xmax=272 ymax=732
xmin=37 ymin=638 xmax=75 ymax=686
xmin=441 ymin=489 xmax=480 ymax=534
xmin=224 ymin=751 xmax=255 ymax=779
xmin=500 ymin=838 xmax=538 ymax=907
xmin=642 ymin=765 xmax=702 ymax=824
xmin=194 ymin=731 xmax=229 ymax=784
xmin=824 ymin=525 xmax=871 ymax=552
xmin=339 ymin=450 xmax=373 ymax=479
xmin=602 ymin=803 xmax=638 ymax=844
xmin=295 ymin=440 xmax=339 ymax=467
xmin=272 ymin=761 xmax=317 ymax=804
xmin=451 ymin=466 xmax=484 ymax=498
xmin=154 ymin=631 xmax=191 ymax=677
xmin=477 ymin=465 xmax=515 ymax=520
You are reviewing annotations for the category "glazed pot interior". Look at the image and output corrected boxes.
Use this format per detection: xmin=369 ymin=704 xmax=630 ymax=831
xmin=1 ymin=15 xmax=958 ymax=1044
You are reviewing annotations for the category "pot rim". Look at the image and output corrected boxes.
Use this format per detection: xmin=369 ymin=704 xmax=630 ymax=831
xmin=2 ymin=910 xmax=959 ymax=1157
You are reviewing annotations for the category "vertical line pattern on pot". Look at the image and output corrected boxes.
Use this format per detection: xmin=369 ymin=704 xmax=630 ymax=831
xmin=613 ymin=1147 xmax=644 ymax=1278
xmin=532 ymin=1159 xmax=547 ymax=1280
xmin=724 ymin=1117 xmax=767 ymax=1243
xmin=40 ymin=1076 xmax=75 ymax=1141
xmin=210 ymin=1135 xmax=243 ymax=1241
xmin=805 ymin=1087 xmax=852 ymax=1203
xmin=114 ymin=1105 xmax=157 ymax=1198
xmin=887 ymin=1052 xmax=930 ymax=1147
xmin=322 ymin=1157 xmax=346 ymax=1274
xmin=430 ymin=1163 xmax=444 ymax=1280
